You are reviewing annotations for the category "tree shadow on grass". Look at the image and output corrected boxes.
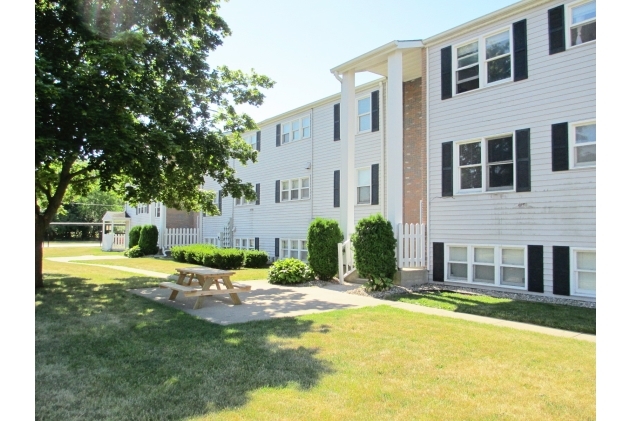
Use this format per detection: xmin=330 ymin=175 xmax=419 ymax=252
xmin=36 ymin=275 xmax=335 ymax=421
xmin=388 ymin=291 xmax=596 ymax=334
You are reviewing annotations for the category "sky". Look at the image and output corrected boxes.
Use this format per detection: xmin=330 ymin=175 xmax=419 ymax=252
xmin=208 ymin=0 xmax=521 ymax=122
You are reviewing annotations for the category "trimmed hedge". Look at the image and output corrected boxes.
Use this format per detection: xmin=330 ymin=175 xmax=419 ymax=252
xmin=138 ymin=225 xmax=159 ymax=255
xmin=307 ymin=218 xmax=343 ymax=280
xmin=351 ymin=214 xmax=397 ymax=291
xmin=128 ymin=226 xmax=142 ymax=248
xmin=170 ymin=244 xmax=266 ymax=270
xmin=268 ymin=258 xmax=314 ymax=285
xmin=244 ymin=250 xmax=269 ymax=268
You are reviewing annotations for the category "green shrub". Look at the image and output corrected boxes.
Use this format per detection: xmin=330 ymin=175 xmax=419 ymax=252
xmin=123 ymin=245 xmax=144 ymax=258
xmin=307 ymin=218 xmax=343 ymax=280
xmin=364 ymin=275 xmax=394 ymax=292
xmin=138 ymin=225 xmax=159 ymax=255
xmin=128 ymin=226 xmax=142 ymax=248
xmin=351 ymin=214 xmax=397 ymax=291
xmin=244 ymin=250 xmax=269 ymax=268
xmin=214 ymin=249 xmax=245 ymax=270
xmin=268 ymin=258 xmax=314 ymax=285
xmin=171 ymin=245 xmax=187 ymax=262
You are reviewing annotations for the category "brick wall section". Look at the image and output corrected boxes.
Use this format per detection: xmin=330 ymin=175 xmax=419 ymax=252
xmin=402 ymin=49 xmax=427 ymax=226
xmin=166 ymin=208 xmax=198 ymax=229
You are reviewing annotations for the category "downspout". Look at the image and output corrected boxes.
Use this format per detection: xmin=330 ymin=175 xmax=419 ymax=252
xmin=425 ymin=46 xmax=431 ymax=271
xmin=379 ymin=79 xmax=385 ymax=218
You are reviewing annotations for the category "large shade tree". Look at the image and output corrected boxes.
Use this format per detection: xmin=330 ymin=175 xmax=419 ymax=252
xmin=35 ymin=0 xmax=274 ymax=287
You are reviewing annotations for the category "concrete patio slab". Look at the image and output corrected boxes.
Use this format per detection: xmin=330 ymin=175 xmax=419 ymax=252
xmin=130 ymin=281 xmax=383 ymax=325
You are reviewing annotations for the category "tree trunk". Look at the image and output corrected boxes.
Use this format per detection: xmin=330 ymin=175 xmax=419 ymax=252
xmin=35 ymin=214 xmax=46 ymax=288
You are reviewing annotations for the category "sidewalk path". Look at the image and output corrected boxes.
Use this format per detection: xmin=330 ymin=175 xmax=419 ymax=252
xmin=47 ymin=255 xmax=595 ymax=342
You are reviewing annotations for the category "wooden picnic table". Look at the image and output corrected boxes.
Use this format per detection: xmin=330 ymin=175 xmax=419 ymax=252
xmin=159 ymin=267 xmax=251 ymax=310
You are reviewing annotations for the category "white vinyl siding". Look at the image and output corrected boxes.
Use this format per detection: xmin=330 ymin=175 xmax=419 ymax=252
xmin=428 ymin=0 xmax=595 ymax=298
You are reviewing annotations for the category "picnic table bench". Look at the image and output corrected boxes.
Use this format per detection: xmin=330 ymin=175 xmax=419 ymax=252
xmin=159 ymin=267 xmax=251 ymax=310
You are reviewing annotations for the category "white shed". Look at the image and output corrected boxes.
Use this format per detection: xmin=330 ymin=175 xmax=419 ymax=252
xmin=101 ymin=211 xmax=131 ymax=251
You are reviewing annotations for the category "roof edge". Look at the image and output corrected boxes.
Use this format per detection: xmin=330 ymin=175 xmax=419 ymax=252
xmin=423 ymin=0 xmax=550 ymax=46
xmin=330 ymin=39 xmax=424 ymax=75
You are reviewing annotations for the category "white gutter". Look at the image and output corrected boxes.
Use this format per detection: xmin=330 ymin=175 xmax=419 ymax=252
xmin=333 ymin=71 xmax=343 ymax=83
xmin=379 ymin=79 xmax=385 ymax=218
xmin=330 ymin=40 xmax=424 ymax=75
xmin=425 ymin=46 xmax=431 ymax=272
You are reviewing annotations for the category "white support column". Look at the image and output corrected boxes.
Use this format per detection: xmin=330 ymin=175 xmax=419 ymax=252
xmin=386 ymin=51 xmax=404 ymax=229
xmin=160 ymin=203 xmax=167 ymax=251
xmin=339 ymin=70 xmax=356 ymax=240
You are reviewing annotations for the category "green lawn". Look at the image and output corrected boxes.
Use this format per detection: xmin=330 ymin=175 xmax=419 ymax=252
xmin=386 ymin=291 xmax=596 ymax=334
xmin=37 ymin=248 xmax=595 ymax=420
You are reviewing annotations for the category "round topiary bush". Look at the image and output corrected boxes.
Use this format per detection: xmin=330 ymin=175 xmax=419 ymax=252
xmin=307 ymin=218 xmax=343 ymax=280
xmin=244 ymin=250 xmax=269 ymax=268
xmin=350 ymin=214 xmax=397 ymax=291
xmin=128 ymin=225 xmax=142 ymax=248
xmin=123 ymin=245 xmax=144 ymax=258
xmin=138 ymin=224 xmax=159 ymax=255
xmin=268 ymin=258 xmax=314 ymax=285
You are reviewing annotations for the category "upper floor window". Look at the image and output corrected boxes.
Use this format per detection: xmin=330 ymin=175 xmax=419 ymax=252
xmin=568 ymin=0 xmax=596 ymax=47
xmin=235 ymin=196 xmax=255 ymax=206
xmin=245 ymin=134 xmax=257 ymax=149
xmin=281 ymin=177 xmax=310 ymax=201
xmin=455 ymin=28 xmax=512 ymax=94
xmin=281 ymin=116 xmax=311 ymax=144
xmin=357 ymin=96 xmax=371 ymax=132
xmin=455 ymin=134 xmax=514 ymax=194
xmin=570 ymin=121 xmax=596 ymax=168
xmin=155 ymin=205 xmax=161 ymax=217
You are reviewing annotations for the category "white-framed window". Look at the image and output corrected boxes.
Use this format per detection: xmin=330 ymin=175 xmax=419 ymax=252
xmin=356 ymin=168 xmax=371 ymax=205
xmin=136 ymin=204 xmax=149 ymax=214
xmin=569 ymin=120 xmax=596 ymax=168
xmin=245 ymin=133 xmax=257 ymax=149
xmin=454 ymin=27 xmax=512 ymax=94
xmin=281 ymin=115 xmax=311 ymax=144
xmin=280 ymin=177 xmax=310 ymax=202
xmin=235 ymin=196 xmax=255 ymax=206
xmin=567 ymin=0 xmax=596 ymax=48
xmin=280 ymin=239 xmax=308 ymax=261
xmin=155 ymin=205 xmax=161 ymax=217
xmin=571 ymin=248 xmax=595 ymax=297
xmin=203 ymin=237 xmax=218 ymax=246
xmin=446 ymin=244 xmax=527 ymax=289
xmin=234 ymin=238 xmax=255 ymax=250
xmin=357 ymin=96 xmax=371 ymax=133
xmin=455 ymin=133 xmax=514 ymax=194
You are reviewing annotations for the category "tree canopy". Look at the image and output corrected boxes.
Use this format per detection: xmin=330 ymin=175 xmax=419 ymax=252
xmin=35 ymin=0 xmax=274 ymax=286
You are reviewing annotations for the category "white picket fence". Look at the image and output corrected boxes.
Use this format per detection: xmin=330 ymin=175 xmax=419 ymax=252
xmin=162 ymin=228 xmax=199 ymax=249
xmin=112 ymin=234 xmax=126 ymax=250
xmin=397 ymin=223 xmax=426 ymax=268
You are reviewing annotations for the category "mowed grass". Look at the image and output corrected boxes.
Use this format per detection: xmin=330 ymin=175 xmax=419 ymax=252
xmin=386 ymin=291 xmax=596 ymax=334
xmin=37 ymin=248 xmax=595 ymax=421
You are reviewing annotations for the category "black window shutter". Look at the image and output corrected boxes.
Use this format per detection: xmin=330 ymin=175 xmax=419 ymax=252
xmin=333 ymin=170 xmax=340 ymax=208
xmin=513 ymin=19 xmax=528 ymax=81
xmin=441 ymin=46 xmax=452 ymax=100
xmin=552 ymin=246 xmax=570 ymax=295
xmin=442 ymin=142 xmax=453 ymax=197
xmin=433 ymin=242 xmax=444 ymax=282
xmin=255 ymin=237 xmax=259 ymax=250
xmin=527 ymin=245 xmax=544 ymax=293
xmin=218 ymin=190 xmax=222 ymax=214
xmin=255 ymin=183 xmax=260 ymax=205
xmin=371 ymin=163 xmax=379 ymax=205
xmin=516 ymin=128 xmax=531 ymax=192
xmin=548 ymin=5 xmax=566 ymax=55
xmin=274 ymin=238 xmax=279 ymax=258
xmin=276 ymin=124 xmax=281 ymax=147
xmin=275 ymin=180 xmax=280 ymax=203
xmin=256 ymin=131 xmax=261 ymax=152
xmin=333 ymin=103 xmax=340 ymax=141
xmin=551 ymin=122 xmax=569 ymax=172
xmin=371 ymin=91 xmax=380 ymax=132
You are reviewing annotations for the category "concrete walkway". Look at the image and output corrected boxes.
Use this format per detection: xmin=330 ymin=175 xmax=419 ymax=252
xmin=47 ymin=255 xmax=595 ymax=342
